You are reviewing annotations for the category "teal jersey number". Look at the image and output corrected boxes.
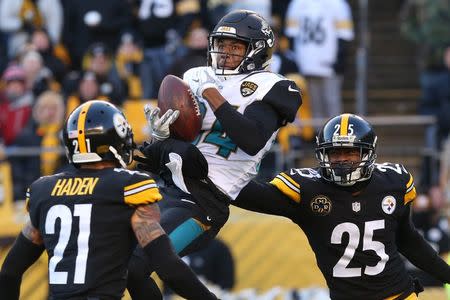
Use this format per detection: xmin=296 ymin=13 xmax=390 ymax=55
xmin=203 ymin=120 xmax=238 ymax=158
xmin=193 ymin=102 xmax=238 ymax=158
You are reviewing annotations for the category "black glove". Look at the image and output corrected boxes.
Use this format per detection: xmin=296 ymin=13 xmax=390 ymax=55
xmin=134 ymin=142 xmax=161 ymax=173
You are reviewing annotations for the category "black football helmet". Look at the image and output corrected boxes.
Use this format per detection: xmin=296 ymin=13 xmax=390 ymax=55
xmin=315 ymin=114 xmax=377 ymax=186
xmin=62 ymin=100 xmax=134 ymax=168
xmin=208 ymin=10 xmax=275 ymax=75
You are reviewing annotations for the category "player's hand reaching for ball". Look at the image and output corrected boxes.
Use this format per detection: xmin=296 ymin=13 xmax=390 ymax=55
xmin=193 ymin=68 xmax=221 ymax=99
xmin=144 ymin=104 xmax=180 ymax=142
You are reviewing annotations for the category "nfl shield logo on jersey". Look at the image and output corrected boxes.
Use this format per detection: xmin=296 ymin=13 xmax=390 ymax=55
xmin=352 ymin=202 xmax=361 ymax=212
xmin=382 ymin=196 xmax=396 ymax=214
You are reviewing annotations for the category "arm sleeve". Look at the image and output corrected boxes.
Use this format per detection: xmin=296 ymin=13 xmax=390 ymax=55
xmin=397 ymin=205 xmax=450 ymax=283
xmin=233 ymin=180 xmax=297 ymax=218
xmin=137 ymin=138 xmax=208 ymax=179
xmin=214 ymin=101 xmax=280 ymax=155
xmin=214 ymin=79 xmax=302 ymax=155
xmin=0 ymin=233 xmax=45 ymax=300
xmin=143 ymin=235 xmax=217 ymax=300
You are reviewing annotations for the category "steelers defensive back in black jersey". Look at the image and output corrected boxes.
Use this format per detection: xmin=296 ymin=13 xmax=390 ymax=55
xmin=234 ymin=114 xmax=450 ymax=300
xmin=0 ymin=100 xmax=217 ymax=300
xmin=27 ymin=167 xmax=161 ymax=298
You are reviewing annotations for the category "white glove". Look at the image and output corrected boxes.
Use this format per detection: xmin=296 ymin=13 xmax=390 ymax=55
xmin=144 ymin=104 xmax=180 ymax=142
xmin=193 ymin=68 xmax=221 ymax=98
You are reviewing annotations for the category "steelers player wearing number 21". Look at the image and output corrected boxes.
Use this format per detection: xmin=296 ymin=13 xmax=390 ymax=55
xmin=233 ymin=114 xmax=450 ymax=300
xmin=127 ymin=9 xmax=302 ymax=299
xmin=0 ymin=100 xmax=218 ymax=300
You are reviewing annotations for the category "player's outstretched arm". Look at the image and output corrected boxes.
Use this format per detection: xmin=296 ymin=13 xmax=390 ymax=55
xmin=233 ymin=180 xmax=297 ymax=219
xmin=131 ymin=204 xmax=218 ymax=300
xmin=0 ymin=221 xmax=45 ymax=300
xmin=397 ymin=205 xmax=450 ymax=283
xmin=135 ymin=138 xmax=208 ymax=179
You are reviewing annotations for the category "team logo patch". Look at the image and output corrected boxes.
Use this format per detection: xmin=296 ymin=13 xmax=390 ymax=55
xmin=310 ymin=195 xmax=332 ymax=216
xmin=113 ymin=113 xmax=129 ymax=138
xmin=261 ymin=19 xmax=274 ymax=47
xmin=240 ymin=81 xmax=258 ymax=97
xmin=381 ymin=196 xmax=396 ymax=214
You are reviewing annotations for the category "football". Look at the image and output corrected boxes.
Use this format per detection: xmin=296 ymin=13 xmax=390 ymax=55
xmin=157 ymin=74 xmax=202 ymax=142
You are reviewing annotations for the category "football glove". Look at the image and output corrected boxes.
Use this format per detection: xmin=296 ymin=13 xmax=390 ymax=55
xmin=193 ymin=68 xmax=221 ymax=99
xmin=144 ymin=104 xmax=180 ymax=142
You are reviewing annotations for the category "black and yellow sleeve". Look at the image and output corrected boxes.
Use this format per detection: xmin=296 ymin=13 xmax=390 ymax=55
xmin=404 ymin=173 xmax=416 ymax=205
xmin=269 ymin=172 xmax=301 ymax=203
xmin=124 ymin=179 xmax=162 ymax=205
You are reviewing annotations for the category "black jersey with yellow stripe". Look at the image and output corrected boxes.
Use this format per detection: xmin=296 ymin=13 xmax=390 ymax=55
xmin=26 ymin=167 xmax=161 ymax=299
xmin=269 ymin=162 xmax=417 ymax=300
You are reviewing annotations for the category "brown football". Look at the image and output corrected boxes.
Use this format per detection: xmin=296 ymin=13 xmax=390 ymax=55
xmin=157 ymin=74 xmax=202 ymax=142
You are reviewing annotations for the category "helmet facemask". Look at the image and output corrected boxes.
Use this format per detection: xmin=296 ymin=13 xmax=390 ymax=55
xmin=316 ymin=144 xmax=377 ymax=186
xmin=209 ymin=36 xmax=272 ymax=76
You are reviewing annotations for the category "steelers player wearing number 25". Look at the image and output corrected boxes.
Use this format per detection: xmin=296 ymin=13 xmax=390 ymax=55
xmin=0 ymin=100 xmax=217 ymax=300
xmin=127 ymin=9 xmax=302 ymax=299
xmin=234 ymin=114 xmax=450 ymax=300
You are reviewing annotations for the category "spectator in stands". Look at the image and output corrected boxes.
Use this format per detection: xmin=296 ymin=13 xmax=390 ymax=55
xmin=27 ymin=28 xmax=67 ymax=83
xmin=115 ymin=32 xmax=144 ymax=100
xmin=82 ymin=42 xmax=126 ymax=106
xmin=400 ymin=0 xmax=450 ymax=89
xmin=270 ymin=28 xmax=299 ymax=77
xmin=198 ymin=0 xmax=230 ymax=31
xmin=65 ymin=71 xmax=107 ymax=118
xmin=0 ymin=0 xmax=63 ymax=59
xmin=168 ymin=27 xmax=209 ymax=78
xmin=271 ymin=0 xmax=291 ymax=34
xmin=417 ymin=45 xmax=450 ymax=188
xmin=405 ymin=188 xmax=450 ymax=287
xmin=285 ymin=0 xmax=354 ymax=120
xmin=419 ymin=45 xmax=450 ymax=146
xmin=136 ymin=0 xmax=197 ymax=99
xmin=62 ymin=0 xmax=132 ymax=70
xmin=9 ymin=90 xmax=66 ymax=201
xmin=21 ymin=50 xmax=58 ymax=97
xmin=0 ymin=64 xmax=34 ymax=145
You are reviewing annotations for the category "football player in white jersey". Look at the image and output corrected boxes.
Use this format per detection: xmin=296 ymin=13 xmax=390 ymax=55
xmin=127 ymin=10 xmax=302 ymax=299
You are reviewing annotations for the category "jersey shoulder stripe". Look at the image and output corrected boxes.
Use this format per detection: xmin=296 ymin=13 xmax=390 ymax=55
xmin=125 ymin=179 xmax=155 ymax=192
xmin=404 ymin=173 xmax=416 ymax=205
xmin=124 ymin=179 xmax=162 ymax=205
xmin=270 ymin=172 xmax=301 ymax=203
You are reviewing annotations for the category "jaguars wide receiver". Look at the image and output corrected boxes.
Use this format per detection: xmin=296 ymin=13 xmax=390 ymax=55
xmin=0 ymin=100 xmax=217 ymax=300
xmin=234 ymin=114 xmax=450 ymax=299
xmin=128 ymin=9 xmax=302 ymax=299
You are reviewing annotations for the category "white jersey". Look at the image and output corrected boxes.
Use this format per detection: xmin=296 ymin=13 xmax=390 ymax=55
xmin=184 ymin=67 xmax=296 ymax=199
xmin=285 ymin=0 xmax=354 ymax=77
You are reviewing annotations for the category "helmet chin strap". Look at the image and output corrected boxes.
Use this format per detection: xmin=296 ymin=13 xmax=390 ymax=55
xmin=109 ymin=146 xmax=127 ymax=169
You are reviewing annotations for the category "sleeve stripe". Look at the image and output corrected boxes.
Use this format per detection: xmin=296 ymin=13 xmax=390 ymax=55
xmin=270 ymin=176 xmax=301 ymax=203
xmin=124 ymin=183 xmax=159 ymax=196
xmin=125 ymin=189 xmax=162 ymax=205
xmin=404 ymin=186 xmax=416 ymax=205
xmin=335 ymin=20 xmax=353 ymax=29
xmin=125 ymin=179 xmax=155 ymax=191
xmin=404 ymin=174 xmax=416 ymax=204
xmin=279 ymin=172 xmax=300 ymax=189
xmin=406 ymin=182 xmax=415 ymax=194
xmin=406 ymin=174 xmax=414 ymax=190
